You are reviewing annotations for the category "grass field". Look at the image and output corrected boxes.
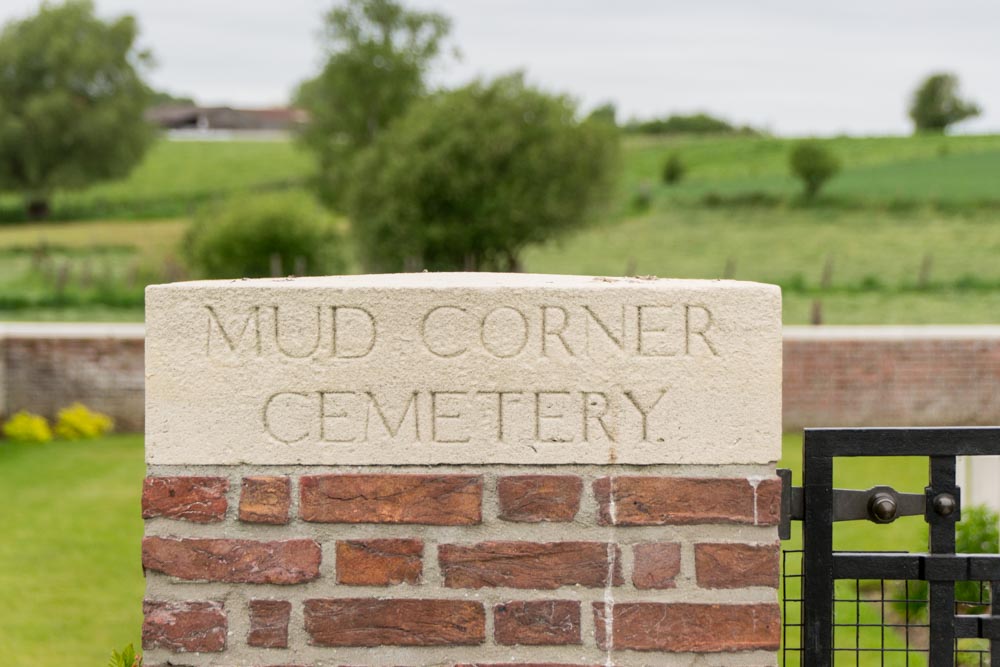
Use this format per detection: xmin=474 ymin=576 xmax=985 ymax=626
xmin=0 ymin=132 xmax=999 ymax=323
xmin=0 ymin=140 xmax=313 ymax=222
xmin=0 ymin=435 xmax=145 ymax=667
xmin=0 ymin=432 xmax=947 ymax=666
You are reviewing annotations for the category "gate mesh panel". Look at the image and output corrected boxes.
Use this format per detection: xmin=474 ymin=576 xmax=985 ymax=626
xmin=781 ymin=550 xmax=992 ymax=665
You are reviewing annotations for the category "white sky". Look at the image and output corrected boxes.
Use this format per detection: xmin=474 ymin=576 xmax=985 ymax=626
xmin=2 ymin=0 xmax=998 ymax=136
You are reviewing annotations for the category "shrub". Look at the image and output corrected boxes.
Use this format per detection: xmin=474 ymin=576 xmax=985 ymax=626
xmin=108 ymin=644 xmax=142 ymax=667
xmin=2 ymin=410 xmax=52 ymax=443
xmin=54 ymin=402 xmax=113 ymax=440
xmin=184 ymin=191 xmax=346 ymax=279
xmin=346 ymin=73 xmax=619 ymax=271
xmin=789 ymin=140 xmax=840 ymax=199
xmin=661 ymin=153 xmax=685 ymax=185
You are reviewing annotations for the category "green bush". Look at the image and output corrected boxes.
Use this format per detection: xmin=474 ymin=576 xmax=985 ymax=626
xmin=184 ymin=191 xmax=346 ymax=279
xmin=54 ymin=402 xmax=113 ymax=440
xmin=2 ymin=410 xmax=52 ymax=443
xmin=661 ymin=153 xmax=685 ymax=185
xmin=789 ymin=140 xmax=840 ymax=199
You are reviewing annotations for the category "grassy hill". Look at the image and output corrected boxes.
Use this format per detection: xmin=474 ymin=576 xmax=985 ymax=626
xmin=1 ymin=132 xmax=999 ymax=324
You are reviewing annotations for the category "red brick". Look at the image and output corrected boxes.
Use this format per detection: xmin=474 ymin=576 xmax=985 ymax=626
xmin=239 ymin=476 xmax=291 ymax=524
xmin=632 ymin=542 xmax=681 ymax=589
xmin=142 ymin=600 xmax=226 ymax=653
xmin=300 ymin=474 xmax=481 ymax=525
xmin=594 ymin=476 xmax=767 ymax=525
xmin=142 ymin=537 xmax=321 ymax=584
xmin=695 ymin=542 xmax=780 ymax=589
xmin=593 ymin=602 xmax=780 ymax=652
xmin=336 ymin=539 xmax=423 ymax=586
xmin=494 ymin=600 xmax=581 ymax=645
xmin=248 ymin=599 xmax=291 ymax=648
xmin=755 ymin=477 xmax=782 ymax=526
xmin=305 ymin=598 xmax=484 ymax=646
xmin=141 ymin=477 xmax=228 ymax=523
xmin=439 ymin=541 xmax=622 ymax=589
xmin=497 ymin=475 xmax=582 ymax=522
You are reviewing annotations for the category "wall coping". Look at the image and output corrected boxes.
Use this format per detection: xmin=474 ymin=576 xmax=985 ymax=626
xmin=0 ymin=322 xmax=146 ymax=339
xmin=3 ymin=322 xmax=1000 ymax=341
xmin=784 ymin=325 xmax=1000 ymax=341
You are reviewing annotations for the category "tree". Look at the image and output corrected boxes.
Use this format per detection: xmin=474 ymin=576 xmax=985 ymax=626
xmin=0 ymin=1 xmax=154 ymax=219
xmin=789 ymin=140 xmax=840 ymax=199
xmin=295 ymin=0 xmax=450 ymax=207
xmin=909 ymin=73 xmax=980 ymax=134
xmin=346 ymin=74 xmax=620 ymax=272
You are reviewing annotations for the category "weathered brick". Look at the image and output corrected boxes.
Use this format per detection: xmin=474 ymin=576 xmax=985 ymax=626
xmin=497 ymin=475 xmax=582 ymax=522
xmin=755 ymin=477 xmax=782 ymax=526
xmin=494 ymin=600 xmax=581 ymax=645
xmin=142 ymin=600 xmax=226 ymax=653
xmin=141 ymin=477 xmax=228 ymax=523
xmin=142 ymin=537 xmax=321 ymax=584
xmin=439 ymin=541 xmax=622 ymax=589
xmin=305 ymin=598 xmax=485 ymax=646
xmin=594 ymin=476 xmax=767 ymax=525
xmin=248 ymin=599 xmax=291 ymax=648
xmin=336 ymin=538 xmax=423 ymax=586
xmin=300 ymin=474 xmax=482 ymax=525
xmin=695 ymin=542 xmax=780 ymax=589
xmin=632 ymin=542 xmax=682 ymax=589
xmin=239 ymin=476 xmax=291 ymax=524
xmin=593 ymin=602 xmax=780 ymax=652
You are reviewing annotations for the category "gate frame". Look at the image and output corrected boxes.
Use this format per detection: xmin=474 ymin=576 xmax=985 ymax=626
xmin=791 ymin=427 xmax=1000 ymax=666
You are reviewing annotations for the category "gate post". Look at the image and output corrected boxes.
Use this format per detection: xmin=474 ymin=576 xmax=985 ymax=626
xmin=140 ymin=274 xmax=783 ymax=665
xmin=801 ymin=435 xmax=835 ymax=666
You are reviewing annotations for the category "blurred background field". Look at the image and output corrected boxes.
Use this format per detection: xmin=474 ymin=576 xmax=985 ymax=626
xmin=2 ymin=132 xmax=1000 ymax=324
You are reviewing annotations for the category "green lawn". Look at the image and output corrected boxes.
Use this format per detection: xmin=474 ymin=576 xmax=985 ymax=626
xmin=0 ymin=436 xmax=145 ymax=667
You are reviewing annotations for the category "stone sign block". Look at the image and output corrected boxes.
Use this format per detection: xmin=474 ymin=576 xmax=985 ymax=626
xmin=146 ymin=273 xmax=781 ymax=465
xmin=142 ymin=273 xmax=784 ymax=666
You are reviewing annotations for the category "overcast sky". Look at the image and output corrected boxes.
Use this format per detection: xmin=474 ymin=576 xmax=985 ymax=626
xmin=2 ymin=0 xmax=997 ymax=135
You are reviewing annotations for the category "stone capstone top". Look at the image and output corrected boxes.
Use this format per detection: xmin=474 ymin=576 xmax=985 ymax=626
xmin=145 ymin=273 xmax=781 ymax=465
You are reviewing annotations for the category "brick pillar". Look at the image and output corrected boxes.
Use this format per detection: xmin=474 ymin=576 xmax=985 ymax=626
xmin=142 ymin=274 xmax=782 ymax=666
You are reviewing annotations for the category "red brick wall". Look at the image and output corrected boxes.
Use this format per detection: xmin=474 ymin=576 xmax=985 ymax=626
xmin=783 ymin=327 xmax=1000 ymax=430
xmin=141 ymin=469 xmax=782 ymax=664
xmin=3 ymin=326 xmax=998 ymax=434
xmin=0 ymin=327 xmax=145 ymax=432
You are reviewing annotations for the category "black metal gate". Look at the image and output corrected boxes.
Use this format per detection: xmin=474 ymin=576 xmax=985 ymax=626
xmin=780 ymin=427 xmax=1000 ymax=666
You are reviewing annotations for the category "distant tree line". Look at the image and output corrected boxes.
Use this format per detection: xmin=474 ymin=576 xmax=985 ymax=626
xmin=623 ymin=112 xmax=760 ymax=137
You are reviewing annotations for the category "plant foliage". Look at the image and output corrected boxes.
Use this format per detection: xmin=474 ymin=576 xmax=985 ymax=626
xmin=108 ymin=644 xmax=141 ymax=667
xmin=346 ymin=73 xmax=620 ymax=272
xmin=661 ymin=153 xmax=685 ymax=185
xmin=295 ymin=0 xmax=451 ymax=206
xmin=2 ymin=411 xmax=53 ymax=443
xmin=55 ymin=402 xmax=114 ymax=439
xmin=909 ymin=73 xmax=980 ymax=134
xmin=184 ymin=190 xmax=346 ymax=279
xmin=789 ymin=140 xmax=840 ymax=199
xmin=0 ymin=0 xmax=155 ymax=218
